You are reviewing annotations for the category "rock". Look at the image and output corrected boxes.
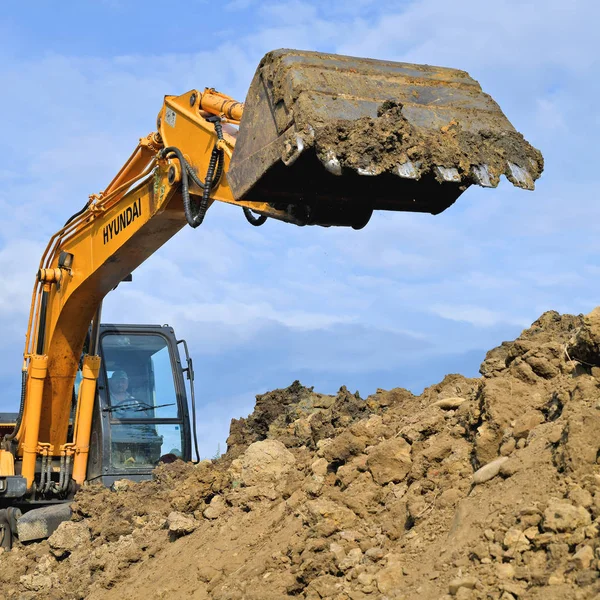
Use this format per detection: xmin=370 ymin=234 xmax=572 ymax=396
xmin=523 ymin=526 xmax=539 ymax=540
xmin=512 ymin=360 xmax=538 ymax=384
xmin=321 ymin=430 xmax=366 ymax=463
xmin=112 ymin=479 xmax=134 ymax=492
xmin=501 ymin=581 xmax=527 ymax=597
xmin=566 ymin=307 xmax=600 ymax=366
xmin=203 ymin=495 xmax=226 ymax=520
xmin=547 ymin=572 xmax=565 ymax=585
xmin=339 ymin=547 xmax=363 ymax=571
xmin=500 ymin=438 xmax=516 ymax=456
xmin=329 ymin=541 xmax=346 ymax=565
xmin=543 ymin=501 xmax=591 ymax=532
xmin=571 ymin=545 xmax=594 ymax=569
xmin=375 ymin=554 xmax=404 ymax=594
xmin=367 ymin=437 xmax=412 ymax=485
xmin=48 ymin=521 xmax=91 ymax=558
xmin=499 ymin=458 xmax=520 ymax=478
xmin=232 ymin=439 xmax=296 ymax=486
xmin=575 ymin=570 xmax=600 ymax=586
xmin=472 ymin=456 xmax=509 ymax=485
xmin=513 ymin=411 xmax=544 ymax=439
xmin=350 ymin=414 xmax=389 ymax=444
xmin=433 ymin=397 xmax=466 ymax=409
xmin=357 ymin=572 xmax=374 ymax=586
xmin=504 ymin=528 xmax=531 ymax=553
xmin=525 ymin=355 xmax=559 ymax=379
xmin=519 ymin=506 xmax=542 ymax=528
xmin=496 ymin=563 xmax=515 ymax=579
xmin=448 ymin=576 xmax=478 ymax=595
xmin=167 ymin=511 xmax=198 ymax=537
xmin=313 ymin=394 xmax=336 ymax=409
xmin=311 ymin=458 xmax=328 ymax=478
xmin=547 ymin=542 xmax=570 ymax=561
xmin=438 ymin=488 xmax=462 ymax=508
xmin=20 ymin=573 xmax=56 ymax=592
xmin=568 ymin=486 xmax=593 ymax=509
xmin=305 ymin=498 xmax=357 ymax=533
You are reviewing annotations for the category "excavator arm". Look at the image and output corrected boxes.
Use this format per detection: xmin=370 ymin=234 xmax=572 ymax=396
xmin=0 ymin=48 xmax=542 ymax=501
xmin=2 ymin=85 xmax=303 ymax=495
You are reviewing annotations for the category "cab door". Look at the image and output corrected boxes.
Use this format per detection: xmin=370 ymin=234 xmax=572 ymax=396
xmin=87 ymin=325 xmax=191 ymax=485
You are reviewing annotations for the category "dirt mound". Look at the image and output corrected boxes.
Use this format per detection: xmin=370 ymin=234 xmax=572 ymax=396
xmin=2 ymin=309 xmax=600 ymax=599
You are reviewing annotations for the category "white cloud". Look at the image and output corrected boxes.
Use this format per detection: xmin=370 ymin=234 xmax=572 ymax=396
xmin=429 ymin=303 xmax=529 ymax=328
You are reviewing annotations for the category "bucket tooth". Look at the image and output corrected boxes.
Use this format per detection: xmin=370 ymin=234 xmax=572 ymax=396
xmin=281 ymin=134 xmax=306 ymax=167
xmin=508 ymin=162 xmax=535 ymax=190
xmin=434 ymin=166 xmax=461 ymax=183
xmin=397 ymin=161 xmax=421 ymax=180
xmin=472 ymin=165 xmax=497 ymax=188
xmin=324 ymin=151 xmax=342 ymax=176
xmin=357 ymin=166 xmax=378 ymax=176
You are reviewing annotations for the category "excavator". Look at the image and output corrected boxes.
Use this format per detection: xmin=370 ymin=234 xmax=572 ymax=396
xmin=0 ymin=49 xmax=543 ymax=548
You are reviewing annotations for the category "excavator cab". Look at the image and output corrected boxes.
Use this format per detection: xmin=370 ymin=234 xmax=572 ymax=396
xmin=1 ymin=323 xmax=195 ymax=545
xmin=85 ymin=324 xmax=193 ymax=486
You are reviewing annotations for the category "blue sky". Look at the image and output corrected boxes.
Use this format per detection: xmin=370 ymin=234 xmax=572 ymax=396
xmin=0 ymin=0 xmax=598 ymax=458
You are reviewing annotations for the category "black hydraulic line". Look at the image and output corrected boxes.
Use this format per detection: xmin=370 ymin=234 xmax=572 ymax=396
xmin=159 ymin=117 xmax=224 ymax=229
xmin=63 ymin=201 xmax=90 ymax=227
xmin=63 ymin=454 xmax=72 ymax=495
xmin=39 ymin=454 xmax=47 ymax=492
xmin=89 ymin=302 xmax=103 ymax=356
xmin=189 ymin=372 xmax=200 ymax=462
xmin=58 ymin=454 xmax=65 ymax=493
xmin=243 ymin=207 xmax=268 ymax=226
xmin=5 ymin=370 xmax=27 ymax=442
xmin=44 ymin=455 xmax=53 ymax=494
xmin=36 ymin=289 xmax=49 ymax=355
xmin=176 ymin=339 xmax=200 ymax=462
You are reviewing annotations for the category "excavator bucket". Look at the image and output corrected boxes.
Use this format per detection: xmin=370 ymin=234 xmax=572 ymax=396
xmin=228 ymin=50 xmax=543 ymax=227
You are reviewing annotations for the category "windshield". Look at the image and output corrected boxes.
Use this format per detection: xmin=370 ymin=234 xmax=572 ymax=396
xmin=100 ymin=332 xmax=184 ymax=468
xmin=102 ymin=333 xmax=179 ymax=419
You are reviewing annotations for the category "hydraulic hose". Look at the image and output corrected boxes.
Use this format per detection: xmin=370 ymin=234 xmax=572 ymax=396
xmin=5 ymin=371 xmax=27 ymax=442
xmin=159 ymin=117 xmax=224 ymax=229
xmin=63 ymin=201 xmax=90 ymax=227
xmin=190 ymin=375 xmax=200 ymax=463
xmin=243 ymin=208 xmax=268 ymax=226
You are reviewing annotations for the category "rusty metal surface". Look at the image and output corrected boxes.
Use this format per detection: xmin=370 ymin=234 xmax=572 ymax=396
xmin=228 ymin=49 xmax=543 ymax=216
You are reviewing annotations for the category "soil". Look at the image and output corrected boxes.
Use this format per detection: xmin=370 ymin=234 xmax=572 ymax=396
xmin=2 ymin=308 xmax=600 ymax=599
xmin=313 ymin=103 xmax=544 ymax=188
xmin=255 ymin=49 xmax=544 ymax=189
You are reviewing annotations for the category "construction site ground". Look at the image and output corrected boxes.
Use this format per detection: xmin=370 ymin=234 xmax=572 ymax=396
xmin=2 ymin=308 xmax=600 ymax=599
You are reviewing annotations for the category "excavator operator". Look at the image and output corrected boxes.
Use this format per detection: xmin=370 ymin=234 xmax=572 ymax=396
xmin=109 ymin=370 xmax=160 ymax=466
xmin=108 ymin=370 xmax=151 ymax=417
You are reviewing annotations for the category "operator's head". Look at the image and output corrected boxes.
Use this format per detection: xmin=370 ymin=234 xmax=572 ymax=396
xmin=110 ymin=370 xmax=129 ymax=393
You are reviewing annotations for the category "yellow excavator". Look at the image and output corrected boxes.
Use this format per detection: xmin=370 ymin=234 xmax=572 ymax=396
xmin=0 ymin=49 xmax=542 ymax=547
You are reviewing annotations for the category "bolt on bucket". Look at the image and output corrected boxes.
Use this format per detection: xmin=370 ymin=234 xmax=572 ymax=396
xmin=228 ymin=49 xmax=543 ymax=222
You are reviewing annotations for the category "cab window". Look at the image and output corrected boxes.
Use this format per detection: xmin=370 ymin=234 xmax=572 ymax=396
xmin=100 ymin=333 xmax=183 ymax=469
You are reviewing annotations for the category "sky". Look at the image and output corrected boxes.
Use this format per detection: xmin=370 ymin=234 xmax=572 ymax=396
xmin=0 ymin=0 xmax=598 ymax=459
